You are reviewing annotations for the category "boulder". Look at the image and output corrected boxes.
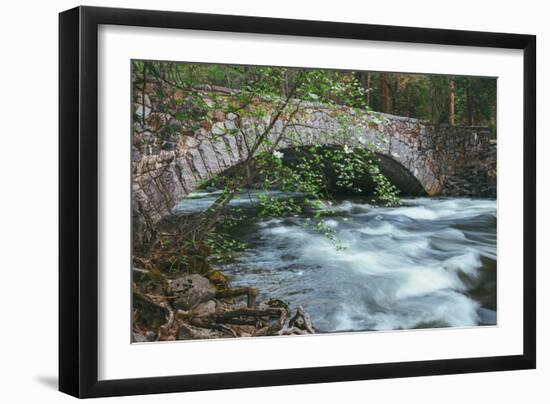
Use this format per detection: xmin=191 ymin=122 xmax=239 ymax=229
xmin=190 ymin=300 xmax=217 ymax=317
xmin=168 ymin=274 xmax=216 ymax=311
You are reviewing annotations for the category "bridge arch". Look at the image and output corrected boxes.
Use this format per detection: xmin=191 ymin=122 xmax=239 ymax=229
xmin=201 ymin=145 xmax=427 ymax=198
xmin=271 ymin=146 xmax=427 ymax=196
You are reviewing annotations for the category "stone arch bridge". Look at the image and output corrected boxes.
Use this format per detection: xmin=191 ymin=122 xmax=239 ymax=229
xmin=132 ymin=99 xmax=492 ymax=250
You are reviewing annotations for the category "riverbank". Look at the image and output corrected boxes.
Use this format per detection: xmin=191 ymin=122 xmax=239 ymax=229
xmin=132 ymin=265 xmax=315 ymax=342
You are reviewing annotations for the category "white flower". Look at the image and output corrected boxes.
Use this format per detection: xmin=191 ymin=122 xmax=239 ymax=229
xmin=343 ymin=144 xmax=352 ymax=154
xmin=358 ymin=136 xmax=366 ymax=145
xmin=273 ymin=150 xmax=284 ymax=159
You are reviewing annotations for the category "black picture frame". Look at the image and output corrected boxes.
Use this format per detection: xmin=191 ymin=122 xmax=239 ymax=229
xmin=59 ymin=5 xmax=536 ymax=398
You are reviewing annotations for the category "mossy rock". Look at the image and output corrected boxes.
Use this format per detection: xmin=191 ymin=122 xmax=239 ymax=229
xmin=266 ymin=298 xmax=290 ymax=310
xmin=140 ymin=268 xmax=168 ymax=289
xmin=207 ymin=270 xmax=230 ymax=289
xmin=137 ymin=268 xmax=168 ymax=295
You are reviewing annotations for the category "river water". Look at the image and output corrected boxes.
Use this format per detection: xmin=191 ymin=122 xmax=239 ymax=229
xmin=173 ymin=191 xmax=497 ymax=333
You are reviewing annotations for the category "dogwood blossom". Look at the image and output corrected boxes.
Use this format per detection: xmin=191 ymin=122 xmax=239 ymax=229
xmin=273 ymin=150 xmax=284 ymax=159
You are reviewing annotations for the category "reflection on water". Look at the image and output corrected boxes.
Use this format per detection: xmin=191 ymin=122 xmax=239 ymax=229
xmin=174 ymin=191 xmax=497 ymax=332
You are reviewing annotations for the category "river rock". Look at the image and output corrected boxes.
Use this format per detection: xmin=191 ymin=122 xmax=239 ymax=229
xmin=190 ymin=300 xmax=217 ymax=317
xmin=231 ymin=325 xmax=257 ymax=338
xmin=168 ymin=274 xmax=216 ymax=310
xmin=176 ymin=324 xmax=221 ymax=340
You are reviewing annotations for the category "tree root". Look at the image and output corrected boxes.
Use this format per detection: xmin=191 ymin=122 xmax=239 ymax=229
xmin=132 ymin=268 xmax=316 ymax=341
xmin=288 ymin=305 xmax=315 ymax=334
xmin=158 ymin=301 xmax=176 ymax=340
xmin=215 ymin=287 xmax=257 ymax=309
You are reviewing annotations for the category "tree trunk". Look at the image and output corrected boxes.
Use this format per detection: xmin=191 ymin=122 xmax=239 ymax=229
xmin=381 ymin=73 xmax=390 ymax=113
xmin=365 ymin=72 xmax=371 ymax=107
xmin=280 ymin=70 xmax=289 ymax=98
xmin=355 ymin=71 xmax=371 ymax=108
xmin=357 ymin=71 xmax=371 ymax=107
xmin=466 ymin=80 xmax=474 ymax=125
xmin=448 ymin=76 xmax=455 ymax=126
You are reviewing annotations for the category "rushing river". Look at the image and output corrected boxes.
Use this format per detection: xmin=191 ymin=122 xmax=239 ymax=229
xmin=173 ymin=191 xmax=497 ymax=333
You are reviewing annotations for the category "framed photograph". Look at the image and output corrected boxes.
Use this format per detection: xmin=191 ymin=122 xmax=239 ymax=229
xmin=59 ymin=6 xmax=536 ymax=398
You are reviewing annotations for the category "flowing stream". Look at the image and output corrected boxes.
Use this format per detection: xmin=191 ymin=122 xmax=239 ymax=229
xmin=173 ymin=191 xmax=497 ymax=333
